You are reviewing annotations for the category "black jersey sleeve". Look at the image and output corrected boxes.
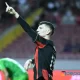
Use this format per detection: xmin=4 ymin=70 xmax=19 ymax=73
xmin=17 ymin=16 xmax=47 ymax=45
xmin=17 ymin=16 xmax=37 ymax=41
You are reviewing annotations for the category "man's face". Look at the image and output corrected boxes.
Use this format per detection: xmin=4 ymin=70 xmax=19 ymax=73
xmin=36 ymin=24 xmax=51 ymax=37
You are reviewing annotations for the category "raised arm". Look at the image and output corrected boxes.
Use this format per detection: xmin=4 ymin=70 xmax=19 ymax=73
xmin=5 ymin=2 xmax=37 ymax=41
xmin=5 ymin=2 xmax=47 ymax=44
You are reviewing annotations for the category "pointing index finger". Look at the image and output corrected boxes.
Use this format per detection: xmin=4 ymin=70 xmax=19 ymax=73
xmin=5 ymin=2 xmax=9 ymax=7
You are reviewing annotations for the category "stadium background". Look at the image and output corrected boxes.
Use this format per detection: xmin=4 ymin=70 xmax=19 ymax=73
xmin=0 ymin=0 xmax=80 ymax=80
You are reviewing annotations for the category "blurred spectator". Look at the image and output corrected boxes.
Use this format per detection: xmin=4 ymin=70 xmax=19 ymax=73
xmin=61 ymin=8 xmax=76 ymax=24
xmin=73 ymin=39 xmax=80 ymax=53
xmin=63 ymin=39 xmax=73 ymax=52
xmin=76 ymin=15 xmax=80 ymax=25
xmin=53 ymin=11 xmax=61 ymax=24
xmin=27 ymin=0 xmax=38 ymax=10
xmin=74 ymin=42 xmax=80 ymax=53
xmin=76 ymin=0 xmax=80 ymax=9
xmin=18 ymin=0 xmax=30 ymax=17
xmin=46 ymin=1 xmax=55 ymax=12
xmin=55 ymin=1 xmax=60 ymax=10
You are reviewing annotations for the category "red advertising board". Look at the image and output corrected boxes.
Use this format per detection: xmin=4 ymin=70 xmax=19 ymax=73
xmin=0 ymin=70 xmax=80 ymax=80
xmin=28 ymin=69 xmax=80 ymax=80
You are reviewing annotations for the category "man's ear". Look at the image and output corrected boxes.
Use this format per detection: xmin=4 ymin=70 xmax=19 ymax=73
xmin=46 ymin=29 xmax=52 ymax=35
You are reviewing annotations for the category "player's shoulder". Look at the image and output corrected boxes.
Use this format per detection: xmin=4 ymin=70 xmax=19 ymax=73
xmin=2 ymin=57 xmax=12 ymax=60
xmin=0 ymin=58 xmax=16 ymax=62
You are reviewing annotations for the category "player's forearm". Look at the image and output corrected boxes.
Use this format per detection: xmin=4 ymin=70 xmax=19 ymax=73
xmin=17 ymin=16 xmax=30 ymax=32
xmin=17 ymin=16 xmax=37 ymax=40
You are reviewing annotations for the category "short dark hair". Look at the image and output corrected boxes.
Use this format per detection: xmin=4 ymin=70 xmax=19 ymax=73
xmin=39 ymin=21 xmax=55 ymax=35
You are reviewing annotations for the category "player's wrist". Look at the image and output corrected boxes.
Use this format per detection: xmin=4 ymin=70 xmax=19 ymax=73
xmin=14 ymin=12 xmax=19 ymax=18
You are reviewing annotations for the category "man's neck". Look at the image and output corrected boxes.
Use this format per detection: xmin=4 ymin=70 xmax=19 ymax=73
xmin=43 ymin=35 xmax=50 ymax=40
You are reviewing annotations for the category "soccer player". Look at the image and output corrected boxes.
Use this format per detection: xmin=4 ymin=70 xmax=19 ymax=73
xmin=0 ymin=58 xmax=28 ymax=80
xmin=5 ymin=2 xmax=56 ymax=80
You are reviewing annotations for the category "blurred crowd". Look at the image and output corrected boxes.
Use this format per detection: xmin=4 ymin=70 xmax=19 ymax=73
xmin=0 ymin=0 xmax=80 ymax=32
xmin=33 ymin=0 xmax=80 ymax=28
xmin=0 ymin=0 xmax=80 ymax=55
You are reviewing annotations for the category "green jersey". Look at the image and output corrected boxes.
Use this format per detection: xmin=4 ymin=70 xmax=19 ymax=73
xmin=0 ymin=58 xmax=28 ymax=80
